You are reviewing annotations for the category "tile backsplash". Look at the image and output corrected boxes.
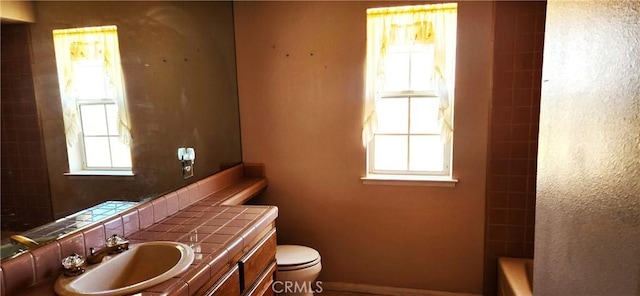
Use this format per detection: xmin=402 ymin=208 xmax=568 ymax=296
xmin=0 ymin=201 xmax=137 ymax=259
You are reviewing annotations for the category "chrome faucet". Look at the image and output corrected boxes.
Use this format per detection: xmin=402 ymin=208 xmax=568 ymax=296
xmin=86 ymin=234 xmax=129 ymax=265
xmin=10 ymin=235 xmax=39 ymax=250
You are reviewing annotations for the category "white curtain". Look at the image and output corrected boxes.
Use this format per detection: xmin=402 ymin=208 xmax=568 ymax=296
xmin=362 ymin=4 xmax=457 ymax=147
xmin=53 ymin=26 xmax=132 ymax=147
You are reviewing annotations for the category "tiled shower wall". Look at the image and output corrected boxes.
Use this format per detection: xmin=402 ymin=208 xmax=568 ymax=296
xmin=484 ymin=1 xmax=546 ymax=295
xmin=1 ymin=24 xmax=53 ymax=231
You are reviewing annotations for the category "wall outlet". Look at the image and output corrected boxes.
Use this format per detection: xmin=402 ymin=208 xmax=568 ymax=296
xmin=182 ymin=159 xmax=194 ymax=179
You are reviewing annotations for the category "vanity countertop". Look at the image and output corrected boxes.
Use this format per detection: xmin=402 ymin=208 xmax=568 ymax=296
xmin=13 ymin=171 xmax=275 ymax=296
xmin=132 ymin=201 xmax=278 ymax=295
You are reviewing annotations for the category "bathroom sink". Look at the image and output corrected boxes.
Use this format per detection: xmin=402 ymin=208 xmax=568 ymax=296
xmin=54 ymin=241 xmax=195 ymax=296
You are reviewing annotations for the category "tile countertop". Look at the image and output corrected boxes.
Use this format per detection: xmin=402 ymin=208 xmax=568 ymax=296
xmin=17 ymin=180 xmax=277 ymax=296
xmin=134 ymin=203 xmax=278 ymax=296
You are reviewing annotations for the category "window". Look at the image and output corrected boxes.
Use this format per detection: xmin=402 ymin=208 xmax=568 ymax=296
xmin=362 ymin=4 xmax=457 ymax=185
xmin=53 ymin=26 xmax=132 ymax=174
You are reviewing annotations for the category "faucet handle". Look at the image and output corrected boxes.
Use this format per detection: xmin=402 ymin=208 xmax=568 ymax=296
xmin=106 ymin=234 xmax=128 ymax=247
xmin=62 ymin=253 xmax=85 ymax=276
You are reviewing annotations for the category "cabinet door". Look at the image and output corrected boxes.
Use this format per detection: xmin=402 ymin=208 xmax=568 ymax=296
xmin=239 ymin=229 xmax=277 ymax=293
xmin=245 ymin=262 xmax=276 ymax=296
xmin=203 ymin=264 xmax=241 ymax=296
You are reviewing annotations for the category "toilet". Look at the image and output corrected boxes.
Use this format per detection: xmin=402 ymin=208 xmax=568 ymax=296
xmin=275 ymin=245 xmax=322 ymax=296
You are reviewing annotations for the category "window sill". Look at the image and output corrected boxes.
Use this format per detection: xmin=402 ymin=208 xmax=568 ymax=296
xmin=64 ymin=170 xmax=135 ymax=177
xmin=361 ymin=174 xmax=458 ymax=187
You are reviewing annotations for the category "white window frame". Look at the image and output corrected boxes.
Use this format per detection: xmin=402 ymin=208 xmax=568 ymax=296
xmin=64 ymin=96 xmax=133 ymax=176
xmin=53 ymin=26 xmax=133 ymax=176
xmin=76 ymin=100 xmax=130 ymax=171
xmin=362 ymin=4 xmax=458 ymax=187
xmin=364 ymin=97 xmax=457 ymax=186
xmin=368 ymin=92 xmax=452 ymax=176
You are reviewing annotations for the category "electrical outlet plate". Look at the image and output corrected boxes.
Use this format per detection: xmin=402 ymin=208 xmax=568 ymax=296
xmin=182 ymin=160 xmax=194 ymax=179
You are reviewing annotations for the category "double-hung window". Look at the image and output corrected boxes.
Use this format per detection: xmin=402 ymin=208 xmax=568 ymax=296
xmin=363 ymin=4 xmax=457 ymax=184
xmin=53 ymin=26 xmax=133 ymax=175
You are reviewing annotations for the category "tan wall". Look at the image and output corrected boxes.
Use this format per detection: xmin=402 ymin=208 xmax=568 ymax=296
xmin=235 ymin=1 xmax=493 ymax=293
xmin=535 ymin=0 xmax=640 ymax=295
xmin=0 ymin=1 xmax=35 ymax=23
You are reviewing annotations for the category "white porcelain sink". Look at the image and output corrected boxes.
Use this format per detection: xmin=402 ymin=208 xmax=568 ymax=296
xmin=54 ymin=241 xmax=195 ymax=296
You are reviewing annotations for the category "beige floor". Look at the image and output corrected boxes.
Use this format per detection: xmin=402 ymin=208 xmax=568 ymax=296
xmin=320 ymin=291 xmax=383 ymax=296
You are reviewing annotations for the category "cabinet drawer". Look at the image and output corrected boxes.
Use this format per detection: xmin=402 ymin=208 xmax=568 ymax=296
xmin=203 ymin=264 xmax=240 ymax=296
xmin=239 ymin=229 xmax=277 ymax=293
xmin=245 ymin=261 xmax=276 ymax=296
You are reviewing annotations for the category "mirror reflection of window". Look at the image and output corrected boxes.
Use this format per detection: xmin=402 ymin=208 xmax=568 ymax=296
xmin=52 ymin=25 xmax=132 ymax=174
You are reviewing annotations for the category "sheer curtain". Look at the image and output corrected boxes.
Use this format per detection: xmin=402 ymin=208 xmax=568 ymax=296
xmin=362 ymin=4 xmax=457 ymax=147
xmin=53 ymin=25 xmax=132 ymax=147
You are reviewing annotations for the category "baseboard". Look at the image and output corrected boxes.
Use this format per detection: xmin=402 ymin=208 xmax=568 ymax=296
xmin=321 ymin=282 xmax=482 ymax=296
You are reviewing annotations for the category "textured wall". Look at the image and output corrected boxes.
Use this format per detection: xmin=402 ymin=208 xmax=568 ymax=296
xmin=535 ymin=1 xmax=640 ymax=295
xmin=484 ymin=1 xmax=545 ymax=295
xmin=235 ymin=1 xmax=493 ymax=293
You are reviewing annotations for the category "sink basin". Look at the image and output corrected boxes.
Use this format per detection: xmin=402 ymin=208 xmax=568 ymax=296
xmin=54 ymin=241 xmax=195 ymax=296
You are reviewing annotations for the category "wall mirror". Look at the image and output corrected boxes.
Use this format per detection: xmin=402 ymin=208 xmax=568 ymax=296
xmin=0 ymin=1 xmax=242 ymax=258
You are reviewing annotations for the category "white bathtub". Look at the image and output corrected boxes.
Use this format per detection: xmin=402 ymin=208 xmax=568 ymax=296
xmin=498 ymin=257 xmax=533 ymax=296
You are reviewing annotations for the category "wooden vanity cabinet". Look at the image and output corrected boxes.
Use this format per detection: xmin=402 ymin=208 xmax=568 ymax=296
xmin=244 ymin=262 xmax=276 ymax=296
xmin=239 ymin=229 xmax=277 ymax=294
xmin=197 ymin=227 xmax=277 ymax=296
xmin=239 ymin=229 xmax=277 ymax=296
xmin=202 ymin=265 xmax=241 ymax=296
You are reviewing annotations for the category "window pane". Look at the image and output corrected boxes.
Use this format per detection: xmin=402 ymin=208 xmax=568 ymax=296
xmin=410 ymin=97 xmax=440 ymax=134
xmin=377 ymin=98 xmax=408 ymax=133
xmin=374 ymin=135 xmax=408 ymax=171
xmin=54 ymin=26 xmax=132 ymax=173
xmin=409 ymin=135 xmax=444 ymax=171
xmin=105 ymin=104 xmax=119 ymax=136
xmin=410 ymin=45 xmax=435 ymax=91
xmin=84 ymin=137 xmax=112 ymax=167
xmin=74 ymin=61 xmax=108 ymax=100
xmin=80 ymin=105 xmax=108 ymax=136
xmin=383 ymin=52 xmax=410 ymax=91
xmin=110 ymin=137 xmax=132 ymax=168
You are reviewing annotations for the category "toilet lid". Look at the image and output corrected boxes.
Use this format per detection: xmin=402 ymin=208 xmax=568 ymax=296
xmin=276 ymin=245 xmax=320 ymax=267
